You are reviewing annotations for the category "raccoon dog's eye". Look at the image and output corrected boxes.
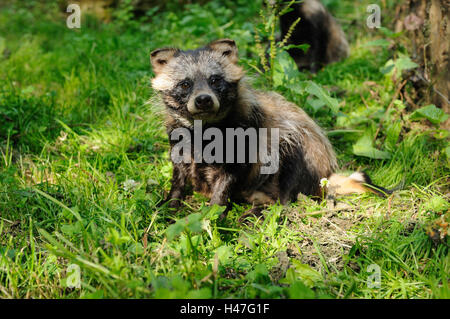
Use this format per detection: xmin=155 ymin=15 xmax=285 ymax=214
xmin=209 ymin=75 xmax=222 ymax=88
xmin=179 ymin=80 xmax=191 ymax=90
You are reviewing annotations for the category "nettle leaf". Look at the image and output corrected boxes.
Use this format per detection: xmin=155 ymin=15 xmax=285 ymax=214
xmin=410 ymin=104 xmax=449 ymax=125
xmin=279 ymin=267 xmax=297 ymax=285
xmin=305 ymin=81 xmax=339 ymax=114
xmin=273 ymin=50 xmax=301 ymax=88
xmin=395 ymin=54 xmax=419 ymax=72
xmin=306 ymin=97 xmax=326 ymax=113
xmin=201 ymin=204 xmax=226 ymax=220
xmin=246 ymin=264 xmax=270 ymax=283
xmin=186 ymin=213 xmax=203 ymax=233
xmin=165 ymin=212 xmax=205 ymax=241
xmin=215 ymin=245 xmax=233 ymax=265
xmin=166 ymin=204 xmax=226 ymax=242
xmin=353 ymin=133 xmax=391 ymax=160
xmin=380 ymin=61 xmax=395 ymax=75
xmin=380 ymin=54 xmax=418 ymax=76
xmin=165 ymin=219 xmax=186 ymax=241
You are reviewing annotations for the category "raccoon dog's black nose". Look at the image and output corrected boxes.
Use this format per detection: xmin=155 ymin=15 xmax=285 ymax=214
xmin=195 ymin=94 xmax=213 ymax=110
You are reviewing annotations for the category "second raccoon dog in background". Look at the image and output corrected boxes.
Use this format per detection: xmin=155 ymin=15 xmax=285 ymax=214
xmin=150 ymin=39 xmax=389 ymax=214
xmin=279 ymin=0 xmax=349 ymax=72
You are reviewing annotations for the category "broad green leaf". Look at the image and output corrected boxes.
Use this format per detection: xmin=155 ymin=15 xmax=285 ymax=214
xmin=306 ymin=97 xmax=326 ymax=113
xmin=273 ymin=50 xmax=301 ymax=87
xmin=61 ymin=221 xmax=83 ymax=236
xmin=288 ymin=280 xmax=316 ymax=299
xmin=384 ymin=121 xmax=402 ymax=151
xmin=410 ymin=104 xmax=449 ymax=125
xmin=353 ymin=134 xmax=391 ymax=159
xmin=201 ymin=204 xmax=226 ymax=220
xmin=380 ymin=60 xmax=395 ymax=75
xmin=186 ymin=213 xmax=203 ymax=233
xmin=165 ymin=219 xmax=186 ymax=241
xmin=280 ymin=267 xmax=297 ymax=284
xmin=290 ymin=260 xmax=323 ymax=288
xmin=284 ymin=81 xmax=306 ymax=95
xmin=246 ymin=264 xmax=270 ymax=283
xmin=215 ymin=245 xmax=233 ymax=265
xmin=165 ymin=213 xmax=204 ymax=241
xmin=395 ymin=54 xmax=419 ymax=72
xmin=380 ymin=54 xmax=418 ymax=76
xmin=305 ymin=81 xmax=339 ymax=114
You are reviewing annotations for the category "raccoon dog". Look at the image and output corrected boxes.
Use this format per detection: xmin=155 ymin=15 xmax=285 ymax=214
xmin=279 ymin=0 xmax=349 ymax=72
xmin=150 ymin=39 xmax=389 ymax=212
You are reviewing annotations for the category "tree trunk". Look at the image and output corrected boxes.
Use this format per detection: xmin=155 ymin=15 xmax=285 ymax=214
xmin=394 ymin=0 xmax=449 ymax=128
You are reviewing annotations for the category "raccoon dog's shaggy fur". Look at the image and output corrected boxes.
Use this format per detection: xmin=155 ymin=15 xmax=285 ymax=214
xmin=279 ymin=0 xmax=349 ymax=72
xmin=150 ymin=39 xmax=388 ymax=212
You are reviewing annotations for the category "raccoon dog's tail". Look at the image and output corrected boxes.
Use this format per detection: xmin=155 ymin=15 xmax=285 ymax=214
xmin=327 ymin=171 xmax=396 ymax=197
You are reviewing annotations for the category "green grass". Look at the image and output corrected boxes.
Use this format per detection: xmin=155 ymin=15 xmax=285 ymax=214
xmin=0 ymin=1 xmax=448 ymax=299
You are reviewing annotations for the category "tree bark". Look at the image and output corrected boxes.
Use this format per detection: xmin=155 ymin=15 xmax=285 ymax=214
xmin=395 ymin=0 xmax=449 ymax=128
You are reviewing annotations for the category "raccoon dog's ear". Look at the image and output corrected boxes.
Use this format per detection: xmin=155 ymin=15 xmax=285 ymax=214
xmin=150 ymin=48 xmax=179 ymax=74
xmin=208 ymin=39 xmax=238 ymax=64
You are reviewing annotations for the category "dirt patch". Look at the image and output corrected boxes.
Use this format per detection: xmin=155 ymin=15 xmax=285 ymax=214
xmin=284 ymin=202 xmax=364 ymax=272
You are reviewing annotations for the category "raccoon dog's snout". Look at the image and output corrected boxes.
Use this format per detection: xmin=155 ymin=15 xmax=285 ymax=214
xmin=195 ymin=94 xmax=213 ymax=110
xmin=187 ymin=90 xmax=220 ymax=118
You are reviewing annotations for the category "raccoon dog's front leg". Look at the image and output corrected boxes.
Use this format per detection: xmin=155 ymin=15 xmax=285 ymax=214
xmin=210 ymin=173 xmax=236 ymax=220
xmin=210 ymin=173 xmax=236 ymax=206
xmin=166 ymin=164 xmax=187 ymax=209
